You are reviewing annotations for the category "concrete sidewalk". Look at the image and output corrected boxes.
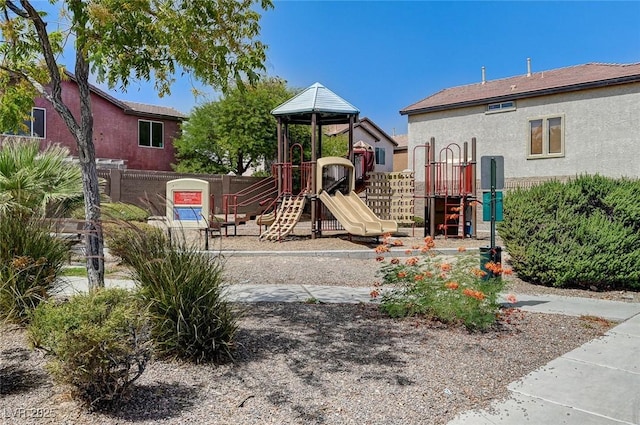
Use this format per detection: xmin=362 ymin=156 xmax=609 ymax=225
xmin=58 ymin=277 xmax=640 ymax=425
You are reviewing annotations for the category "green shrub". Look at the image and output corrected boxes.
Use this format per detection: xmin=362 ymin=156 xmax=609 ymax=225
xmin=28 ymin=288 xmax=151 ymax=410
xmin=71 ymin=202 xmax=150 ymax=222
xmin=127 ymin=233 xmax=238 ymax=363
xmin=103 ymin=221 xmax=167 ymax=265
xmin=0 ymin=213 xmax=70 ymax=324
xmin=373 ymin=237 xmax=508 ymax=331
xmin=498 ymin=175 xmax=640 ymax=290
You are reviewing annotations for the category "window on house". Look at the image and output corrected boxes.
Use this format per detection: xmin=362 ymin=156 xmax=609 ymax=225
xmin=2 ymin=108 xmax=46 ymax=138
xmin=486 ymin=101 xmax=516 ymax=113
xmin=30 ymin=108 xmax=45 ymax=138
xmin=375 ymin=147 xmax=385 ymax=165
xmin=138 ymin=120 xmax=164 ymax=148
xmin=528 ymin=116 xmax=564 ymax=158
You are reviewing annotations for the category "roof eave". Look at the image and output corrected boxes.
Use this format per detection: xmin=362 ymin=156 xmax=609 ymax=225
xmin=122 ymin=109 xmax=186 ymax=121
xmin=401 ymin=74 xmax=640 ymax=116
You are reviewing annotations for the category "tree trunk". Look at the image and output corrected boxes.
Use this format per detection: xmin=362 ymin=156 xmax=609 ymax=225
xmin=24 ymin=0 xmax=105 ymax=290
xmin=75 ymin=56 xmax=105 ymax=291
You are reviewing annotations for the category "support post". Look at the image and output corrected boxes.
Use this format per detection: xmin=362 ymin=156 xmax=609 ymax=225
xmin=310 ymin=113 xmax=318 ymax=239
xmin=490 ymin=157 xmax=497 ymax=249
xmin=429 ymin=137 xmax=436 ymax=238
xmin=276 ymin=118 xmax=283 ymax=196
xmin=471 ymin=137 xmax=477 ymax=239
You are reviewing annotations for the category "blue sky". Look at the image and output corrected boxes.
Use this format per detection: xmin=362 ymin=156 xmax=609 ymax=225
xmin=95 ymin=1 xmax=640 ymax=137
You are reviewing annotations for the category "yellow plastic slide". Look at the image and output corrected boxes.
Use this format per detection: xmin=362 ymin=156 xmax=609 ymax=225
xmin=318 ymin=190 xmax=397 ymax=237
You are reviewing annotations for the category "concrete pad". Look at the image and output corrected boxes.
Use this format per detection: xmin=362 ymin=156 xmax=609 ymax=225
xmin=509 ymin=294 xmax=640 ymax=322
xmin=508 ymin=357 xmax=640 ymax=424
xmin=448 ymin=393 xmax=631 ymax=424
xmin=55 ymin=276 xmax=136 ymax=296
xmin=302 ymin=285 xmax=372 ymax=304
xmin=607 ymin=314 xmax=640 ymax=337
xmin=225 ymin=284 xmax=309 ymax=303
xmin=211 ymin=247 xmax=476 ymax=259
xmin=564 ymin=333 xmax=640 ymax=374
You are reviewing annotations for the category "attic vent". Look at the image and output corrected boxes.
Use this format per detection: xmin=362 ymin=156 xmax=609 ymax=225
xmin=486 ymin=101 xmax=516 ymax=114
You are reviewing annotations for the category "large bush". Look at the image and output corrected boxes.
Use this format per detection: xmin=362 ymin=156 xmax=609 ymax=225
xmin=126 ymin=232 xmax=238 ymax=364
xmin=28 ymin=288 xmax=151 ymax=410
xmin=0 ymin=213 xmax=70 ymax=324
xmin=498 ymin=175 xmax=640 ymax=290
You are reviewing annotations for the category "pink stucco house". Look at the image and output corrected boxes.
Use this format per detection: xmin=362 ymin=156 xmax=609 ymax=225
xmin=27 ymin=73 xmax=186 ymax=171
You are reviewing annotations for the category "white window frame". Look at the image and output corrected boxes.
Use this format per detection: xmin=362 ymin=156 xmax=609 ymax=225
xmin=2 ymin=107 xmax=46 ymax=138
xmin=138 ymin=119 xmax=164 ymax=149
xmin=375 ymin=147 xmax=386 ymax=165
xmin=30 ymin=107 xmax=46 ymax=138
xmin=527 ymin=114 xmax=565 ymax=159
xmin=486 ymin=101 xmax=516 ymax=114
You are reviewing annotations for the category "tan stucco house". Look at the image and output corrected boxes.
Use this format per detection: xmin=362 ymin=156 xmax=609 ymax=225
xmin=401 ymin=62 xmax=640 ymax=189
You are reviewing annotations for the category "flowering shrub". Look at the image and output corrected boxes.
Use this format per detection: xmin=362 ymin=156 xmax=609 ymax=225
xmin=372 ymin=235 xmax=511 ymax=331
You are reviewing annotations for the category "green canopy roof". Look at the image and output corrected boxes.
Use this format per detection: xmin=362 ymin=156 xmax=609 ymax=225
xmin=271 ymin=82 xmax=359 ymax=125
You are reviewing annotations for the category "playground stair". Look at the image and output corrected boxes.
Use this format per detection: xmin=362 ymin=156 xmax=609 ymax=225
xmin=259 ymin=194 xmax=307 ymax=241
xmin=443 ymin=196 xmax=464 ymax=238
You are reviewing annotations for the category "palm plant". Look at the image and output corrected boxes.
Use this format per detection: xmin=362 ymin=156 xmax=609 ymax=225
xmin=0 ymin=137 xmax=83 ymax=217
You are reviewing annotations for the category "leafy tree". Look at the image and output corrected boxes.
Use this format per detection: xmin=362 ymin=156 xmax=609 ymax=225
xmin=0 ymin=0 xmax=272 ymax=290
xmin=322 ymin=133 xmax=349 ymax=158
xmin=174 ymin=77 xmax=307 ymax=176
xmin=0 ymin=137 xmax=82 ymax=217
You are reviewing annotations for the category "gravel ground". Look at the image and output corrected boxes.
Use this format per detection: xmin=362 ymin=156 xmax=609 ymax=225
xmin=209 ymin=223 xmax=639 ymax=303
xmin=0 ymin=305 xmax=613 ymax=425
xmin=2 ymin=221 xmax=632 ymax=424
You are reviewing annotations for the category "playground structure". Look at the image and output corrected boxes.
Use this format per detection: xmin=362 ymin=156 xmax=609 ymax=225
xmin=413 ymin=137 xmax=477 ymax=238
xmin=202 ymin=82 xmax=397 ymax=241
xmin=260 ymin=82 xmax=398 ymax=240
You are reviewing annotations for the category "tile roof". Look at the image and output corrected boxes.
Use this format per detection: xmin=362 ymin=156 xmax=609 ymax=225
xmin=122 ymin=101 xmax=187 ymax=119
xmin=401 ymin=62 xmax=640 ymax=115
xmin=323 ymin=117 xmax=398 ymax=146
xmin=63 ymin=71 xmax=187 ymax=120
xmin=392 ymin=134 xmax=408 ymax=148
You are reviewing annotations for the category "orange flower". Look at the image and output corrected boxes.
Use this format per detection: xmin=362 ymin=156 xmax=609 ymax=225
xmin=440 ymin=263 xmax=452 ymax=272
xmin=390 ymin=258 xmax=400 ymax=265
xmin=414 ymin=274 xmax=424 ymax=281
xmin=445 ymin=281 xmax=459 ymax=290
xmin=375 ymin=256 xmax=385 ymax=262
xmin=424 ymin=271 xmax=433 ymax=278
xmin=505 ymin=294 xmax=517 ymax=304
xmin=392 ymin=240 xmax=404 ymax=246
xmin=375 ymin=245 xmax=390 ymax=254
xmin=370 ymin=289 xmax=380 ymax=299
xmin=423 ymin=236 xmax=435 ymax=249
xmin=472 ymin=268 xmax=487 ymax=278
xmin=457 ymin=246 xmax=466 ymax=252
xmin=397 ymin=271 xmax=407 ymax=278
xmin=405 ymin=257 xmax=419 ymax=266
xmin=502 ymin=268 xmax=513 ymax=276
xmin=463 ymin=289 xmax=486 ymax=300
xmin=405 ymin=249 xmax=413 ymax=255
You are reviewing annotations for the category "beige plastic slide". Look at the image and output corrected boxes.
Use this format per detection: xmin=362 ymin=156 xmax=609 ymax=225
xmin=319 ymin=190 xmax=397 ymax=237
